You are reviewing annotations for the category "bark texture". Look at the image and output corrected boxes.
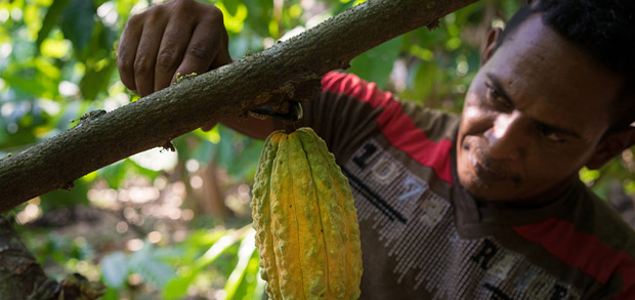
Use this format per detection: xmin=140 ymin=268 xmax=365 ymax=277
xmin=0 ymin=0 xmax=478 ymax=211
xmin=0 ymin=215 xmax=106 ymax=300
xmin=0 ymin=215 xmax=49 ymax=299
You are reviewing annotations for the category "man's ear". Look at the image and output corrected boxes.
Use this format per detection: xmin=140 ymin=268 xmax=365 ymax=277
xmin=586 ymin=128 xmax=635 ymax=169
xmin=480 ymin=28 xmax=502 ymax=67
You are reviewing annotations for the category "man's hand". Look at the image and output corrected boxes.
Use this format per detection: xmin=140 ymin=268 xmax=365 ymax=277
xmin=117 ymin=0 xmax=232 ymax=97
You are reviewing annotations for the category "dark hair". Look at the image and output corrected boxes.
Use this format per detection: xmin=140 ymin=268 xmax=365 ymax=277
xmin=496 ymin=0 xmax=635 ymax=132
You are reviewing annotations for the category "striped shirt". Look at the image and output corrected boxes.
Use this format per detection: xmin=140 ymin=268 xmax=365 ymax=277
xmin=294 ymin=71 xmax=635 ymax=300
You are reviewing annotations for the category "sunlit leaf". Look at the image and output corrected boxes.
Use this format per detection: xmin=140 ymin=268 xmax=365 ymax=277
xmin=579 ymin=167 xmax=601 ymax=185
xmin=193 ymin=232 xmax=241 ymax=269
xmin=223 ymin=229 xmax=258 ymax=300
xmin=217 ymin=2 xmax=248 ymax=34
xmin=36 ymin=0 xmax=72 ymax=49
xmin=34 ymin=57 xmax=61 ymax=80
xmin=163 ymin=229 xmax=243 ymax=299
xmin=193 ymin=125 xmax=221 ymax=144
xmin=40 ymin=38 xmax=70 ymax=59
xmin=163 ymin=275 xmax=195 ymax=300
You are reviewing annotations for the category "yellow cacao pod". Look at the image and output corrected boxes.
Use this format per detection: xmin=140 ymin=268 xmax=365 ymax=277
xmin=251 ymin=127 xmax=363 ymax=300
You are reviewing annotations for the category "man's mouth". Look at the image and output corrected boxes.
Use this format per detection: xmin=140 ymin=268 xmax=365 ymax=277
xmin=464 ymin=144 xmax=516 ymax=183
xmin=469 ymin=152 xmax=506 ymax=181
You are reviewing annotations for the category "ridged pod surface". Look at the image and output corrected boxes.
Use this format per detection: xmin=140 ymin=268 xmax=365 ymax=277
xmin=251 ymin=127 xmax=362 ymax=300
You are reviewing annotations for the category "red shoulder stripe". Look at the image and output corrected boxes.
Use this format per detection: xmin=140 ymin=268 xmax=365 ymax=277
xmin=512 ymin=217 xmax=635 ymax=299
xmin=321 ymin=72 xmax=453 ymax=184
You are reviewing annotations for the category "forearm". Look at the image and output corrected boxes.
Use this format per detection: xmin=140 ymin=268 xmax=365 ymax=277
xmin=220 ymin=116 xmax=277 ymax=140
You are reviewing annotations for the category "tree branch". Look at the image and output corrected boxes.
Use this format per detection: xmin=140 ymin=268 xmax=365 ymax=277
xmin=0 ymin=0 xmax=478 ymax=211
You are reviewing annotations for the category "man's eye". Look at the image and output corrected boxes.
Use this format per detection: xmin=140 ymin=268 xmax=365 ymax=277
xmin=537 ymin=123 xmax=564 ymax=142
xmin=486 ymin=86 xmax=511 ymax=109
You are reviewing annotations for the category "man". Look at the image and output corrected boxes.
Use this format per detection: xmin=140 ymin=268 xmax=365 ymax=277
xmin=117 ymin=0 xmax=635 ymax=298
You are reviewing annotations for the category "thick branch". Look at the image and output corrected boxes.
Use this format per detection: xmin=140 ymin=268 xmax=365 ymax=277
xmin=0 ymin=0 xmax=478 ymax=210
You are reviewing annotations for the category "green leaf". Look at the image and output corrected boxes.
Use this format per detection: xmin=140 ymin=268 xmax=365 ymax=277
xmin=3 ymin=69 xmax=49 ymax=98
xmin=79 ymin=59 xmax=116 ymax=101
xmin=164 ymin=227 xmax=248 ymax=299
xmin=193 ymin=232 xmax=241 ymax=270
xmin=38 ymin=180 xmax=90 ymax=212
xmin=401 ymin=62 xmax=438 ymax=104
xmin=223 ymin=229 xmax=258 ymax=300
xmin=222 ymin=0 xmax=240 ymax=16
xmin=61 ymin=0 xmax=96 ymax=52
xmin=214 ymin=126 xmax=262 ymax=180
xmin=98 ymin=159 xmax=130 ymax=189
xmin=129 ymin=244 xmax=176 ymax=288
xmin=36 ymin=0 xmax=72 ymax=49
xmin=243 ymin=0 xmax=274 ymax=37
xmin=99 ymin=287 xmax=120 ymax=300
xmin=348 ymin=35 xmax=403 ymax=88
xmin=101 ymin=251 xmax=129 ymax=289
xmin=163 ymin=276 xmax=195 ymax=300
xmin=190 ymin=139 xmax=216 ymax=162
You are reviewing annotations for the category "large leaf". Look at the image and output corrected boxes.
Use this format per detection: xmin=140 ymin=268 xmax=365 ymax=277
xmin=163 ymin=227 xmax=247 ymax=300
xmin=3 ymin=68 xmax=50 ymax=99
xmin=129 ymin=244 xmax=176 ymax=288
xmin=223 ymin=229 xmax=259 ymax=300
xmin=60 ymin=0 xmax=96 ymax=52
xmin=101 ymin=251 xmax=129 ymax=289
xmin=163 ymin=276 xmax=196 ymax=300
xmin=38 ymin=179 xmax=91 ymax=212
xmin=214 ymin=126 xmax=263 ymax=180
xmin=243 ymin=0 xmax=274 ymax=37
xmin=348 ymin=35 xmax=404 ymax=89
xmin=79 ymin=57 xmax=117 ymax=101
xmin=401 ymin=61 xmax=439 ymax=104
xmin=36 ymin=0 xmax=73 ymax=50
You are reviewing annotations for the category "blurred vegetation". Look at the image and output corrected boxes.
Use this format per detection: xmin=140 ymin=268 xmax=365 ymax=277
xmin=0 ymin=0 xmax=633 ymax=299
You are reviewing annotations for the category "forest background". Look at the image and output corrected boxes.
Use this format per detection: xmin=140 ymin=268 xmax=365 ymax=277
xmin=1 ymin=0 xmax=633 ymax=299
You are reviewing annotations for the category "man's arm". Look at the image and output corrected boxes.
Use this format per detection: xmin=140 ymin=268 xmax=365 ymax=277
xmin=117 ymin=0 xmax=276 ymax=139
xmin=219 ymin=116 xmax=277 ymax=140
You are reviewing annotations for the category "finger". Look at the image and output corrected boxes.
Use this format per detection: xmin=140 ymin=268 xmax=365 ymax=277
xmin=209 ymin=43 xmax=232 ymax=69
xmin=210 ymin=27 xmax=232 ymax=69
xmin=154 ymin=20 xmax=193 ymax=92
xmin=117 ymin=15 xmax=143 ymax=92
xmin=170 ymin=22 xmax=222 ymax=85
xmin=134 ymin=16 xmax=167 ymax=97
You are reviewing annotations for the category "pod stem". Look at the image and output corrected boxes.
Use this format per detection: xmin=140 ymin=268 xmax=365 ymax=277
xmin=283 ymin=121 xmax=297 ymax=133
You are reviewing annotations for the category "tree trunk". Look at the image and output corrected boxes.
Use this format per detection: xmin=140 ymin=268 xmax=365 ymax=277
xmin=0 ymin=215 xmax=49 ymax=299
xmin=201 ymin=160 xmax=235 ymax=220
xmin=0 ymin=215 xmax=107 ymax=300
xmin=0 ymin=0 xmax=479 ymax=211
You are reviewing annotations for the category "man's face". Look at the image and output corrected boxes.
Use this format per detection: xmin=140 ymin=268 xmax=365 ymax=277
xmin=456 ymin=15 xmax=624 ymax=202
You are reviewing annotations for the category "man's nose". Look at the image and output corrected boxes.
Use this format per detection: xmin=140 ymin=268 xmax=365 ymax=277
xmin=484 ymin=111 xmax=530 ymax=160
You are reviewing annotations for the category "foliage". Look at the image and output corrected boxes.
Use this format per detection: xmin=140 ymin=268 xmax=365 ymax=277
xmin=1 ymin=0 xmax=633 ymax=299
